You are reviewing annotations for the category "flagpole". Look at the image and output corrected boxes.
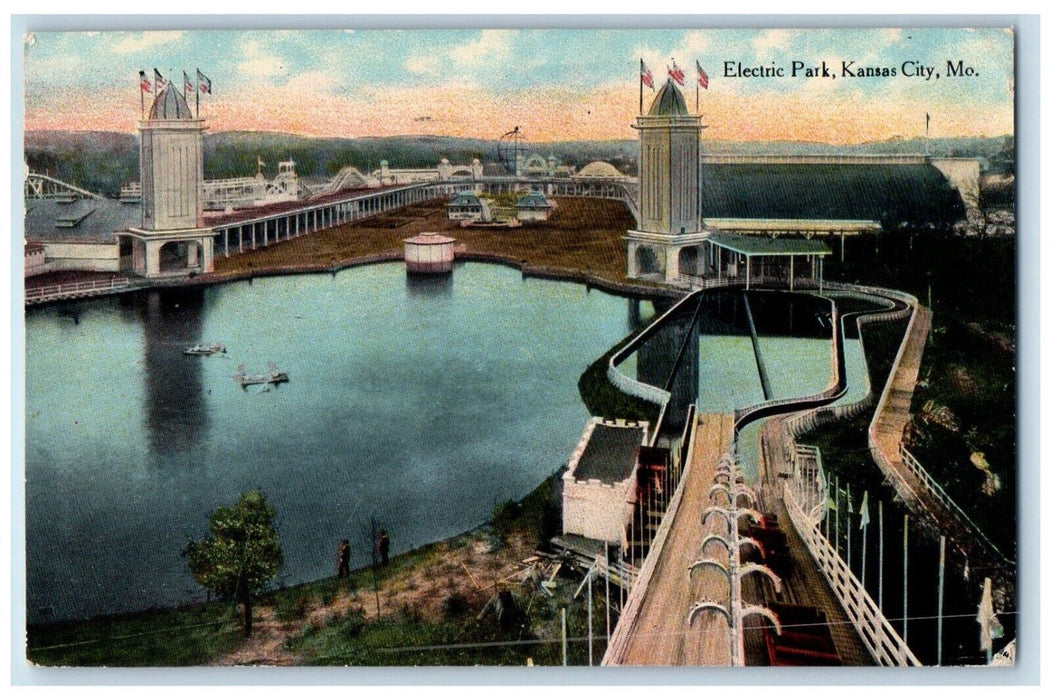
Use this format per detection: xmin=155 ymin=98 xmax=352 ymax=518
xmin=639 ymin=59 xmax=643 ymax=116
xmin=834 ymin=474 xmax=840 ymax=557
xmin=587 ymin=567 xmax=593 ymax=666
xmin=140 ymin=75 xmax=144 ymax=117
xmin=878 ymin=500 xmax=884 ymax=609
xmin=824 ymin=474 xmax=830 ymax=541
xmin=604 ymin=542 xmax=611 ymax=644
xmin=861 ymin=504 xmax=868 ymax=589
xmin=903 ymin=514 xmax=909 ymax=643
xmin=846 ymin=482 xmax=852 ymax=570
xmin=937 ymin=535 xmax=946 ymax=665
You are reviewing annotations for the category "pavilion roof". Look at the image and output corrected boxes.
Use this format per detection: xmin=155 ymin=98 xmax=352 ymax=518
xmin=708 ymin=231 xmax=832 ymax=257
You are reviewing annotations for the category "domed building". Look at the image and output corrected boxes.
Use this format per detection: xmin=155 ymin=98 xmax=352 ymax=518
xmin=119 ymin=85 xmax=214 ymax=278
xmin=573 ymin=161 xmax=627 ymax=180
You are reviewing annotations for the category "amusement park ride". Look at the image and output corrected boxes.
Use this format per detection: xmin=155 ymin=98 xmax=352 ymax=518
xmin=497 ymin=126 xmax=524 ymax=175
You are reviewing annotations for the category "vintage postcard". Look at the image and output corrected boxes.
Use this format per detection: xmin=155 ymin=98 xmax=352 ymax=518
xmin=19 ymin=23 xmax=1019 ymax=671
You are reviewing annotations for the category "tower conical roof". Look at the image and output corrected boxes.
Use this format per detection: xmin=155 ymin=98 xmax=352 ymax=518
xmin=148 ymin=85 xmax=195 ymax=120
xmin=647 ymin=79 xmax=690 ymax=117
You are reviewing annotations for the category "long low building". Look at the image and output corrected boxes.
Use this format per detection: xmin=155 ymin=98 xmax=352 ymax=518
xmin=701 ymin=162 xmax=967 ymax=228
xmin=24 ymin=196 xmax=137 ymax=272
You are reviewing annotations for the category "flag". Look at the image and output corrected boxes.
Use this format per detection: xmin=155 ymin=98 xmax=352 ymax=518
xmin=668 ymin=59 xmax=685 ymax=86
xmin=858 ymin=491 xmax=870 ymax=529
xmin=640 ymin=60 xmax=654 ymax=89
xmin=197 ymin=68 xmax=212 ymax=94
xmin=139 ymin=70 xmax=152 ymax=93
xmin=153 ymin=68 xmax=166 ymax=91
xmin=697 ymin=61 xmax=709 ymax=89
xmin=184 ymin=70 xmax=194 ymax=95
xmin=977 ymin=577 xmax=1004 ymax=654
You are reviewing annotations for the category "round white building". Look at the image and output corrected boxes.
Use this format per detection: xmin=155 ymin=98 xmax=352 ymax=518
xmin=403 ymin=231 xmax=457 ymax=273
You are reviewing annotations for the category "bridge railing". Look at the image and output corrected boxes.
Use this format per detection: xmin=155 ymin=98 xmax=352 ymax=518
xmin=898 ymin=445 xmax=1015 ymax=565
xmin=25 ymin=277 xmax=132 ymax=303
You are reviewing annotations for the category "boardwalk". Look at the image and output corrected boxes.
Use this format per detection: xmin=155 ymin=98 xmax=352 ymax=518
xmin=611 ymin=413 xmax=735 ymax=666
xmin=870 ymin=304 xmax=931 ymax=507
xmin=870 ymin=304 xmax=1013 ymax=590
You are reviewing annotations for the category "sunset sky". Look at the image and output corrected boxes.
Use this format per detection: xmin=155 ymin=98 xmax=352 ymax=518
xmin=23 ymin=27 xmax=1014 ymax=143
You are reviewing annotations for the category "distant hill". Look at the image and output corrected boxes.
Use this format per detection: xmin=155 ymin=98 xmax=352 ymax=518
xmin=24 ymin=129 xmax=1012 ymax=198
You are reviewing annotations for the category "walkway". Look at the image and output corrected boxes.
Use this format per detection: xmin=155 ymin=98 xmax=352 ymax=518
xmin=869 ymin=304 xmax=931 ymax=508
xmin=869 ymin=304 xmax=1014 ymax=580
xmin=25 ymin=275 xmax=134 ymax=305
xmin=608 ymin=413 xmax=735 ymax=666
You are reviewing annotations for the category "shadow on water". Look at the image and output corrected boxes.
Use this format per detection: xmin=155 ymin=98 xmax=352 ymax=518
xmin=405 ymin=271 xmax=454 ymax=298
xmin=638 ymin=306 xmax=699 ymax=436
xmin=632 ymin=289 xmax=835 ymax=441
xmin=129 ymin=288 xmax=209 ymax=456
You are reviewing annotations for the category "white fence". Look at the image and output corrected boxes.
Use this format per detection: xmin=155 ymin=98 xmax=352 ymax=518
xmin=783 ymin=482 xmax=922 ymax=666
xmin=899 ymin=445 xmax=1015 ymax=565
xmin=25 ymin=277 xmax=132 ymax=304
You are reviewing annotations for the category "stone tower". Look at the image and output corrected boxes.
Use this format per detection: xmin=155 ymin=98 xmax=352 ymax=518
xmin=626 ymin=79 xmax=706 ymax=284
xmin=121 ymin=85 xmax=214 ymax=277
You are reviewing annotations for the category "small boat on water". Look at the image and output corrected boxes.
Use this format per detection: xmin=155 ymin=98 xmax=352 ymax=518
xmin=184 ymin=343 xmax=227 ymax=356
xmin=233 ymin=363 xmax=289 ymax=387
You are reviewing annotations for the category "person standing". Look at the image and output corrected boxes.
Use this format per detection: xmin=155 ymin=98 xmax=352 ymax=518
xmin=337 ymin=538 xmax=351 ymax=578
xmin=377 ymin=529 xmax=390 ymax=567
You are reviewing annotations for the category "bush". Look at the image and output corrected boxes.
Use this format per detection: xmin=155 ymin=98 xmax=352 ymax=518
xmin=442 ymin=593 xmax=471 ymax=618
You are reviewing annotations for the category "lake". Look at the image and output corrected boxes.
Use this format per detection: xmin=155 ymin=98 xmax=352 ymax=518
xmin=25 ymin=262 xmax=640 ymax=623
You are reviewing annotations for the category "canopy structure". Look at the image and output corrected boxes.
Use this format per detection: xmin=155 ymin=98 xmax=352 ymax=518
xmin=705 ymin=231 xmax=832 ymax=291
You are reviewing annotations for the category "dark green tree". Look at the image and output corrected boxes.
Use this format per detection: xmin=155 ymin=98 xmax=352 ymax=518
xmin=185 ymin=490 xmax=283 ymax=636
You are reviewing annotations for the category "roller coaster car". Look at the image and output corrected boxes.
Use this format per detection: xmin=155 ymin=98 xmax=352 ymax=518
xmin=763 ymin=603 xmax=841 ymax=666
xmin=744 ymin=517 xmax=794 ymax=579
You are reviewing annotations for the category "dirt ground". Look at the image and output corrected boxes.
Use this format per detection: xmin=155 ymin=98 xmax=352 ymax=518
xmin=219 ymin=531 xmax=538 ymax=666
xmin=212 ymin=197 xmax=638 ymax=285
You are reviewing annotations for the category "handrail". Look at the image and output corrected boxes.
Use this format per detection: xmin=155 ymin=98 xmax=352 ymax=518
xmin=783 ymin=484 xmax=922 ymax=666
xmin=898 ymin=445 xmax=1015 ymax=565
xmin=25 ymin=277 xmax=131 ymax=303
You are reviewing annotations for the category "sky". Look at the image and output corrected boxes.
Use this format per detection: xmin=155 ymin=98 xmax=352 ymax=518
xmin=22 ymin=27 xmax=1015 ymax=143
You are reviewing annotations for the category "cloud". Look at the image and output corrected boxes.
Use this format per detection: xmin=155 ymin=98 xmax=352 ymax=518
xmin=449 ymin=30 xmax=514 ymax=67
xmin=681 ymin=31 xmax=711 ymax=54
xmin=879 ymin=28 xmax=904 ymax=43
xmin=405 ymin=55 xmax=440 ymax=76
xmin=238 ymin=39 xmax=285 ymax=78
xmin=111 ymin=31 xmax=184 ymax=55
xmin=284 ymin=70 xmax=339 ymax=93
xmin=753 ymin=29 xmax=792 ymax=59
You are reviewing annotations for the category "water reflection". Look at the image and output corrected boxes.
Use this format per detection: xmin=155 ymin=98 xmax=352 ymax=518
xmin=138 ymin=288 xmax=208 ymax=455
xmin=405 ymin=270 xmax=454 ymax=297
xmin=638 ymin=307 xmax=699 ymax=435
